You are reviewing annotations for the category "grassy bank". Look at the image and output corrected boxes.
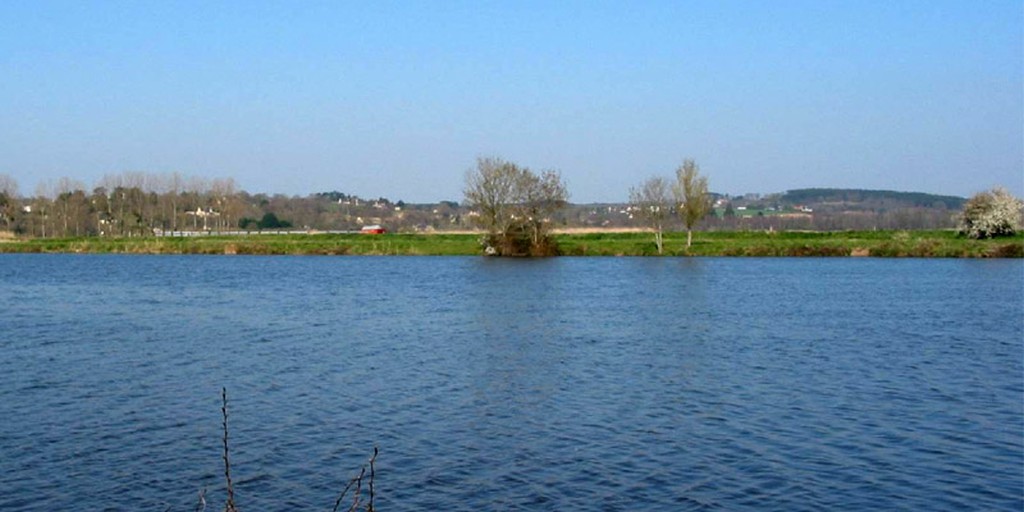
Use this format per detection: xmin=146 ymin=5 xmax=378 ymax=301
xmin=557 ymin=230 xmax=1024 ymax=258
xmin=0 ymin=233 xmax=480 ymax=256
xmin=0 ymin=230 xmax=1021 ymax=257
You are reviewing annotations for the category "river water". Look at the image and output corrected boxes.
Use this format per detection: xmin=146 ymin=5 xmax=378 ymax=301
xmin=0 ymin=255 xmax=1021 ymax=511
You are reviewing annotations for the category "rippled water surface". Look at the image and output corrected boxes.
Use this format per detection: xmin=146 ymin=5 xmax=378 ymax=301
xmin=0 ymin=255 xmax=1021 ymax=511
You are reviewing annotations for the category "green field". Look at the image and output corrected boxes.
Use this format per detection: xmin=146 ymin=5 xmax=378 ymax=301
xmin=1 ymin=230 xmax=1021 ymax=257
xmin=556 ymin=230 xmax=1023 ymax=257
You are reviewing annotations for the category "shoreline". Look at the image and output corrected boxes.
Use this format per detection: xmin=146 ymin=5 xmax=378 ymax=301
xmin=0 ymin=230 xmax=1020 ymax=258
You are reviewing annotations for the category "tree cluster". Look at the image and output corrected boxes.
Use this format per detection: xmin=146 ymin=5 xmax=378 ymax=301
xmin=629 ymin=159 xmax=711 ymax=253
xmin=239 ymin=212 xmax=293 ymax=230
xmin=0 ymin=174 xmax=18 ymax=232
xmin=0 ymin=172 xmax=249 ymax=237
xmin=781 ymin=188 xmax=965 ymax=210
xmin=0 ymin=172 xmax=468 ymax=237
xmin=463 ymin=157 xmax=569 ymax=256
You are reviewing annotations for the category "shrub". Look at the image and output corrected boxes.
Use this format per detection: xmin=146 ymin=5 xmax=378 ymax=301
xmin=481 ymin=220 xmax=561 ymax=257
xmin=987 ymin=243 xmax=1024 ymax=258
xmin=958 ymin=187 xmax=1024 ymax=239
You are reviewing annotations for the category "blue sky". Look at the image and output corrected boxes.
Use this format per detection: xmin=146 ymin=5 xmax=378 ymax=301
xmin=1 ymin=0 xmax=1021 ymax=202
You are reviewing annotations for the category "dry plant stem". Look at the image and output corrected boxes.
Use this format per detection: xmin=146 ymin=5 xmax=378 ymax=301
xmin=349 ymin=467 xmax=365 ymax=512
xmin=222 ymin=388 xmax=237 ymax=512
xmin=195 ymin=488 xmax=207 ymax=512
xmin=368 ymin=447 xmax=378 ymax=512
xmin=216 ymin=390 xmax=380 ymax=511
xmin=331 ymin=469 xmax=363 ymax=512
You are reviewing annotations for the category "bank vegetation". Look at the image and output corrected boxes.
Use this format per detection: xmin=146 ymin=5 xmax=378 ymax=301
xmin=1 ymin=167 xmax=1020 ymax=259
xmin=0 ymin=230 xmax=1019 ymax=258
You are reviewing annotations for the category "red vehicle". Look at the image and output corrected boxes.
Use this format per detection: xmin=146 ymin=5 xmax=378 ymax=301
xmin=360 ymin=225 xmax=386 ymax=234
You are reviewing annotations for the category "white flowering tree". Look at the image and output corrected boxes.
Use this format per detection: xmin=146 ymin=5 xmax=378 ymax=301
xmin=958 ymin=187 xmax=1024 ymax=239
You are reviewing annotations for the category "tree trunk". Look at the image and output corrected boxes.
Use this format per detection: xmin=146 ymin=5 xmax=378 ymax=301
xmin=61 ymin=201 xmax=69 ymax=237
xmin=687 ymin=229 xmax=692 ymax=248
xmin=655 ymin=230 xmax=663 ymax=255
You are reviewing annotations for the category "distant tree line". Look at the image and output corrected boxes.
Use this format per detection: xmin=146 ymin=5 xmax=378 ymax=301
xmin=0 ymin=172 xmax=475 ymax=238
xmin=0 ymin=172 xmax=249 ymax=238
xmin=780 ymin=188 xmax=966 ymax=210
xmin=1 ymin=167 xmax=1009 ymax=245
xmin=702 ymin=207 xmax=960 ymax=232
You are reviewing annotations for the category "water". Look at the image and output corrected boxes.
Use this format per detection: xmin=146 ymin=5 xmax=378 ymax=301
xmin=0 ymin=255 xmax=1021 ymax=511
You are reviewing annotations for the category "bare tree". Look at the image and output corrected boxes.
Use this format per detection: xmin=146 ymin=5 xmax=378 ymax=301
xmin=673 ymin=159 xmax=711 ymax=248
xmin=90 ymin=187 xmax=113 ymax=236
xmin=33 ymin=182 xmax=54 ymax=238
xmin=211 ymin=178 xmax=241 ymax=231
xmin=630 ymin=176 xmax=672 ymax=254
xmin=65 ymin=189 xmax=91 ymax=236
xmin=53 ymin=177 xmax=86 ymax=237
xmin=182 ymin=176 xmax=210 ymax=229
xmin=0 ymin=173 xmax=18 ymax=231
xmin=99 ymin=174 xmax=127 ymax=236
xmin=0 ymin=173 xmax=17 ymax=198
xmin=464 ymin=157 xmax=526 ymax=247
xmin=120 ymin=172 xmax=148 ymax=234
xmin=520 ymin=169 xmax=569 ymax=248
xmin=168 ymin=172 xmax=183 ymax=231
xmin=464 ymin=157 xmax=569 ymax=256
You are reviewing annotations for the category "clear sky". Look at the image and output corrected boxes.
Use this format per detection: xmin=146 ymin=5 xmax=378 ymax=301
xmin=1 ymin=0 xmax=1021 ymax=202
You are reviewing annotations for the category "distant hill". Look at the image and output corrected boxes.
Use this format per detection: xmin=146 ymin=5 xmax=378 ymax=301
xmin=780 ymin=188 xmax=965 ymax=210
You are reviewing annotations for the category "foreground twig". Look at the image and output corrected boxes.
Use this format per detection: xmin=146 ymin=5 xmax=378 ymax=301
xmin=368 ymin=447 xmax=378 ymax=512
xmin=222 ymin=388 xmax=237 ymax=512
xmin=214 ymin=389 xmax=379 ymax=512
xmin=331 ymin=467 xmax=364 ymax=512
xmin=330 ymin=447 xmax=378 ymax=512
xmin=350 ymin=466 xmax=365 ymax=512
xmin=195 ymin=488 xmax=207 ymax=512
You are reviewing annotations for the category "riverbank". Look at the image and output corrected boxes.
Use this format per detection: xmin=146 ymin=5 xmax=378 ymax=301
xmin=0 ymin=230 xmax=1021 ymax=257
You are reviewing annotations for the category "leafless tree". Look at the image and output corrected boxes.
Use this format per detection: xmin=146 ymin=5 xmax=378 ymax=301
xmin=673 ymin=159 xmax=711 ymax=248
xmin=210 ymin=178 xmax=240 ymax=231
xmin=33 ymin=182 xmax=54 ymax=238
xmin=167 ymin=172 xmax=183 ymax=231
xmin=630 ymin=176 xmax=672 ymax=254
xmin=90 ymin=187 xmax=112 ymax=236
xmin=519 ymin=169 xmax=569 ymax=248
xmin=464 ymin=157 xmax=523 ymax=240
xmin=52 ymin=177 xmax=86 ymax=237
xmin=464 ymin=157 xmax=568 ymax=256
xmin=0 ymin=173 xmax=18 ymax=231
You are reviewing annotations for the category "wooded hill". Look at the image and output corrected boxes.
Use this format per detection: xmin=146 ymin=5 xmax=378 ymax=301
xmin=779 ymin=189 xmax=965 ymax=211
